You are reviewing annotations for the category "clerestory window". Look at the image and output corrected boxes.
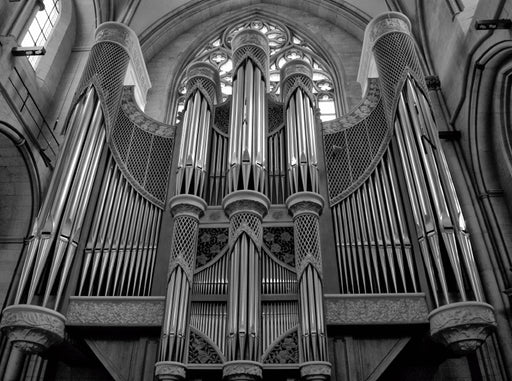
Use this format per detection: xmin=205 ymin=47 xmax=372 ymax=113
xmin=174 ymin=18 xmax=338 ymax=123
xmin=20 ymin=0 xmax=61 ymax=68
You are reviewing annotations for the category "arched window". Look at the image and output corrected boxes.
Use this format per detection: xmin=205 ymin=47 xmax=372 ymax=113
xmin=174 ymin=18 xmax=337 ymax=123
xmin=20 ymin=0 xmax=61 ymax=68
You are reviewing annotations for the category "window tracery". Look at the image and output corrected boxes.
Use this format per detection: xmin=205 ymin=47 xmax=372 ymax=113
xmin=175 ymin=18 xmax=337 ymax=123
xmin=20 ymin=0 xmax=61 ymax=68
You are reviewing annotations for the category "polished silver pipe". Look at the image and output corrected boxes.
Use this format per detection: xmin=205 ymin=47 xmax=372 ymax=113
xmin=135 ymin=204 xmax=154 ymax=295
xmin=144 ymin=208 xmax=161 ymax=295
xmin=111 ymin=188 xmax=137 ymax=295
xmin=243 ymin=60 xmax=255 ymax=168
xmin=332 ymin=205 xmax=346 ymax=293
xmin=397 ymin=95 xmax=450 ymax=303
xmin=128 ymin=199 xmax=150 ymax=294
xmin=374 ymin=166 xmax=398 ymax=292
xmin=379 ymin=160 xmax=407 ymax=291
xmin=395 ymin=119 xmax=442 ymax=304
xmin=340 ymin=201 xmax=353 ymax=292
xmin=106 ymin=183 xmax=133 ymax=295
xmin=386 ymin=153 xmax=418 ymax=291
xmin=346 ymin=195 xmax=362 ymax=292
xmin=88 ymin=166 xmax=121 ymax=295
xmin=31 ymin=95 xmax=83 ymax=235
xmin=100 ymin=178 xmax=129 ymax=295
xmin=26 ymin=90 xmax=97 ymax=302
xmin=404 ymin=84 xmax=466 ymax=297
xmin=350 ymin=193 xmax=367 ymax=292
xmin=177 ymin=96 xmax=192 ymax=168
xmin=361 ymin=182 xmax=382 ymax=293
xmin=355 ymin=188 xmax=374 ymax=293
xmin=366 ymin=174 xmax=389 ymax=293
xmin=51 ymin=124 xmax=106 ymax=307
xmin=417 ymin=93 xmax=483 ymax=298
xmin=35 ymin=89 xmax=93 ymax=233
xmin=118 ymin=194 xmax=142 ymax=294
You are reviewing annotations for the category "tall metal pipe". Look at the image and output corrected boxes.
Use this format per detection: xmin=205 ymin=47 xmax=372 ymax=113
xmin=175 ymin=62 xmax=220 ymax=197
xmin=219 ymin=29 xmax=271 ymax=381
xmin=156 ymin=61 xmax=220 ymax=381
xmin=366 ymin=11 xmax=496 ymax=356
xmin=282 ymin=60 xmax=331 ymax=380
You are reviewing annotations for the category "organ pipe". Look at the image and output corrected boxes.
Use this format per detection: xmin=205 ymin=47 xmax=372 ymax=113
xmin=157 ymin=62 xmax=220 ymax=380
xmin=221 ymin=29 xmax=270 ymax=370
xmin=176 ymin=62 xmax=220 ymax=197
xmin=282 ymin=60 xmax=331 ymax=376
xmin=367 ymin=11 xmax=495 ymax=355
xmin=227 ymin=29 xmax=268 ymax=194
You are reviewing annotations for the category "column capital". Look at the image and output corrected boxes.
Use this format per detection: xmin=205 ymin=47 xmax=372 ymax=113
xmin=0 ymin=304 xmax=66 ymax=354
xmin=286 ymin=192 xmax=324 ymax=218
xmin=300 ymin=361 xmax=332 ymax=381
xmin=169 ymin=194 xmax=207 ymax=218
xmin=155 ymin=361 xmax=186 ymax=381
xmin=222 ymin=360 xmax=263 ymax=381
xmin=222 ymin=190 xmax=270 ymax=220
xmin=428 ymin=301 xmax=497 ymax=355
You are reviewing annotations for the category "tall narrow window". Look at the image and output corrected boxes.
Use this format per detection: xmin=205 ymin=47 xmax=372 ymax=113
xmin=174 ymin=18 xmax=338 ymax=123
xmin=20 ymin=0 xmax=61 ymax=68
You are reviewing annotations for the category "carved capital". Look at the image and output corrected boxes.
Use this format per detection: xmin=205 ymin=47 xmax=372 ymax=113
xmin=429 ymin=301 xmax=497 ymax=356
xmin=300 ymin=361 xmax=332 ymax=381
xmin=0 ymin=304 xmax=66 ymax=353
xmin=223 ymin=190 xmax=270 ymax=220
xmin=223 ymin=361 xmax=263 ymax=381
xmin=169 ymin=194 xmax=207 ymax=218
xmin=155 ymin=361 xmax=186 ymax=381
xmin=286 ymin=192 xmax=324 ymax=218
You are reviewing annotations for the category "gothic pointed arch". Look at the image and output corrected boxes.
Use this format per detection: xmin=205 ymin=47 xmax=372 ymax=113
xmin=141 ymin=4 xmax=365 ymax=124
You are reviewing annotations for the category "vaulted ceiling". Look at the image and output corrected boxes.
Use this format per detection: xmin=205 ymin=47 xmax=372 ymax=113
xmin=73 ymin=0 xmax=390 ymax=54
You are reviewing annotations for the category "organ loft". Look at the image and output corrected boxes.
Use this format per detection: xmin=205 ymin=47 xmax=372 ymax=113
xmin=0 ymin=1 xmax=512 ymax=380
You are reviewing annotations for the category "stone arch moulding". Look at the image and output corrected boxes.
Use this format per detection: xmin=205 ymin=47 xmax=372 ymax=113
xmin=140 ymin=3 xmax=367 ymax=124
xmin=463 ymin=39 xmax=512 ymax=335
xmin=461 ymin=38 xmax=512 ymax=377
xmin=466 ymin=41 xmax=512 ymax=212
xmin=0 ymin=121 xmax=41 ymax=231
xmin=138 ymin=0 xmax=370 ymax=58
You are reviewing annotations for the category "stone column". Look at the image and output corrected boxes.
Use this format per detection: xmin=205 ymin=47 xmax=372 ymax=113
xmin=362 ymin=12 xmax=496 ymax=355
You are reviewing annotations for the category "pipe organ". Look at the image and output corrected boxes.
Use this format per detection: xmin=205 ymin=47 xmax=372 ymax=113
xmin=0 ymin=13 xmax=500 ymax=381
